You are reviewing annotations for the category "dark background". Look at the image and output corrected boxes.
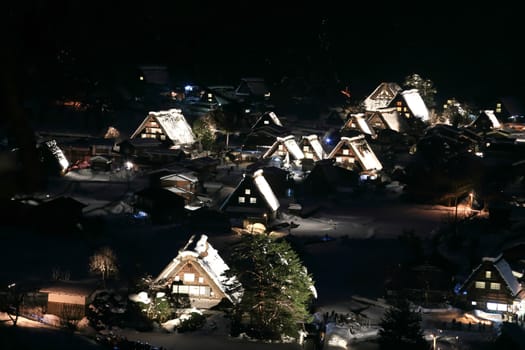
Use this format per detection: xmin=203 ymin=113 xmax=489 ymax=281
xmin=4 ymin=2 xmax=524 ymax=105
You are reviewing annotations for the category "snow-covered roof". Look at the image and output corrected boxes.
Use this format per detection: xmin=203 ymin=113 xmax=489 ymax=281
xmin=301 ymin=134 xmax=327 ymax=160
xmin=364 ymin=82 xmax=402 ymax=111
xmin=461 ymin=254 xmax=522 ymax=297
xmin=262 ymin=135 xmax=305 ymax=160
xmin=44 ymin=140 xmax=69 ymax=171
xmin=349 ymin=113 xmax=375 ymax=137
xmin=155 ymin=234 xmax=241 ymax=303
xmin=131 ymin=109 xmax=195 ymax=145
xmin=253 ymin=169 xmax=280 ymax=212
xmin=483 ymin=255 xmax=522 ymax=296
xmin=375 ymin=107 xmax=405 ymax=132
xmin=328 ymin=135 xmax=383 ymax=171
xmin=160 ymin=173 xmax=199 ymax=184
xmin=219 ymin=169 xmax=280 ymax=213
xmin=483 ymin=110 xmax=502 ymax=129
xmin=253 ymin=111 xmax=283 ymax=128
xmin=400 ymin=89 xmax=429 ymax=122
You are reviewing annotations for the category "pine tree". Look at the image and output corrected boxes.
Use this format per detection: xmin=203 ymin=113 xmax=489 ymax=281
xmin=378 ymin=299 xmax=429 ymax=350
xmin=226 ymin=234 xmax=316 ymax=341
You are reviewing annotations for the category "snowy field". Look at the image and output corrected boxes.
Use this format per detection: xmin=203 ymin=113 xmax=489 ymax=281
xmin=0 ymin=169 xmax=496 ymax=349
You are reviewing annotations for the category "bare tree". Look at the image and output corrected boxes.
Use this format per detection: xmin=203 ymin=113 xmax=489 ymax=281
xmin=89 ymin=247 xmax=118 ymax=286
xmin=0 ymin=283 xmax=25 ymax=326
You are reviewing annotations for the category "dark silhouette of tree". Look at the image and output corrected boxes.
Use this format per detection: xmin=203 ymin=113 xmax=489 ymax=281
xmin=225 ymin=234 xmax=316 ymax=340
xmin=378 ymin=299 xmax=429 ymax=350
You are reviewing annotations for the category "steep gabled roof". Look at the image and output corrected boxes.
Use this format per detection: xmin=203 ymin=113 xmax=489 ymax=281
xmin=343 ymin=113 xmax=376 ymax=138
xmin=131 ymin=109 xmax=195 ymax=145
xmin=470 ymin=110 xmax=502 ymax=129
xmin=154 ymin=234 xmax=241 ymax=303
xmin=235 ymin=77 xmax=270 ymax=97
xmin=373 ymin=107 xmax=408 ymax=132
xmin=400 ymin=89 xmax=429 ymax=122
xmin=301 ymin=134 xmax=327 ymax=160
xmin=262 ymin=135 xmax=305 ymax=160
xmin=327 ymin=135 xmax=383 ymax=171
xmin=364 ymin=82 xmax=402 ymax=111
xmin=252 ymin=111 xmax=283 ymax=129
xmin=461 ymin=254 xmax=522 ymax=297
xmin=220 ymin=169 xmax=280 ymax=213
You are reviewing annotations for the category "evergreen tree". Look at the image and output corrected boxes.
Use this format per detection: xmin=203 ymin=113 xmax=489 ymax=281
xmin=226 ymin=234 xmax=316 ymax=340
xmin=403 ymin=73 xmax=437 ymax=109
xmin=192 ymin=114 xmax=217 ymax=151
xmin=378 ymin=299 xmax=429 ymax=350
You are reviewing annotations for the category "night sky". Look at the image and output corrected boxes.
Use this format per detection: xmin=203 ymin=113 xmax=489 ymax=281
xmin=4 ymin=2 xmax=525 ymax=105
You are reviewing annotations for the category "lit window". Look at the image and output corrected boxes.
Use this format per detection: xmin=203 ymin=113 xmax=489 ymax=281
xmin=496 ymin=103 xmax=501 ymax=108
xmin=342 ymin=149 xmax=349 ymax=155
xmin=303 ymin=146 xmax=310 ymax=152
xmin=250 ymin=197 xmax=257 ymax=204
xmin=175 ymin=285 xmax=189 ymax=294
xmin=174 ymin=276 xmax=180 ymax=282
xmin=475 ymin=281 xmax=485 ymax=289
xmin=238 ymin=197 xmax=245 ymax=203
xmin=183 ymin=273 xmax=195 ymax=282
xmin=245 ymin=189 xmax=251 ymax=195
xmin=471 ymin=301 xmax=477 ymax=305
xmin=496 ymin=108 xmax=501 ymax=113
xmin=264 ymin=120 xmax=269 ymax=124
xmin=397 ymin=107 xmax=402 ymax=112
xmin=490 ymin=282 xmax=500 ymax=290
xmin=403 ymin=107 xmax=407 ymax=112
xmin=396 ymin=101 xmax=402 ymax=107
xmin=485 ymin=271 xmax=492 ymax=279
xmin=198 ymin=277 xmax=204 ymax=283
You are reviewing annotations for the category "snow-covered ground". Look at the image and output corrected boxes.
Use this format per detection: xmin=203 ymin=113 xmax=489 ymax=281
xmin=1 ymin=167 xmax=507 ymax=349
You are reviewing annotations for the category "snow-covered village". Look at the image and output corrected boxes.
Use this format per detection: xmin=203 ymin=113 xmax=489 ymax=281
xmin=2 ymin=4 xmax=525 ymax=350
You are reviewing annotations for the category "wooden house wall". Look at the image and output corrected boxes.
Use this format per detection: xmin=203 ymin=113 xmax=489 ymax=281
xmin=463 ymin=263 xmax=515 ymax=306
xmin=164 ymin=258 xmax=225 ymax=305
xmin=389 ymin=96 xmax=412 ymax=119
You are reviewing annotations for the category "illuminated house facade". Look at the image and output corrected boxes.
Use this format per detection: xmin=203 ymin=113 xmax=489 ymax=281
xmin=459 ymin=255 xmax=524 ymax=315
xmin=364 ymin=82 xmax=429 ymax=123
xmin=365 ymin=108 xmax=408 ymax=133
xmin=262 ymin=135 xmax=305 ymax=166
xmin=159 ymin=173 xmax=199 ymax=204
xmin=220 ymin=169 xmax=280 ymax=221
xmin=327 ymin=135 xmax=383 ymax=173
xmin=363 ymin=82 xmax=402 ymax=111
xmin=300 ymin=134 xmax=327 ymax=161
xmin=130 ymin=109 xmax=195 ymax=147
xmin=39 ymin=280 xmax=98 ymax=319
xmin=389 ymin=89 xmax=430 ymax=122
xmin=154 ymin=234 xmax=241 ymax=309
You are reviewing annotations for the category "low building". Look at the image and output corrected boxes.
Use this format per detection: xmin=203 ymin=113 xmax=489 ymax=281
xmin=153 ymin=234 xmax=241 ymax=309
xmin=459 ymin=254 xmax=524 ymax=315
xmin=39 ymin=280 xmax=98 ymax=319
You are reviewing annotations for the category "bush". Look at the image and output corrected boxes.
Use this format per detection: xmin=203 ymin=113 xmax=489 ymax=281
xmin=177 ymin=312 xmax=206 ymax=333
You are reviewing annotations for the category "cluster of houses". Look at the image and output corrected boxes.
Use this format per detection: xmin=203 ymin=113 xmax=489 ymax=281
xmin=3 ymin=74 xmax=525 ymax=326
